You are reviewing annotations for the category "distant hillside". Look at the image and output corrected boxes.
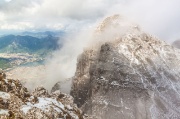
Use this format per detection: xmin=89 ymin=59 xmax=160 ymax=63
xmin=21 ymin=31 xmax=65 ymax=38
xmin=0 ymin=34 xmax=61 ymax=55
xmin=0 ymin=32 xmax=64 ymax=70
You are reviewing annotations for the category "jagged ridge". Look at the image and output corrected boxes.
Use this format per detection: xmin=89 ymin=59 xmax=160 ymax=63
xmin=0 ymin=70 xmax=90 ymax=119
xmin=70 ymin=15 xmax=180 ymax=119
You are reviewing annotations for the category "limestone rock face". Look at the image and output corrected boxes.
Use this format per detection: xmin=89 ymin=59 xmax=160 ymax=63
xmin=71 ymin=15 xmax=180 ymax=119
xmin=0 ymin=71 xmax=88 ymax=119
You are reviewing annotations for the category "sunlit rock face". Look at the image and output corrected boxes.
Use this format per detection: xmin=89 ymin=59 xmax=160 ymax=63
xmin=71 ymin=15 xmax=180 ymax=119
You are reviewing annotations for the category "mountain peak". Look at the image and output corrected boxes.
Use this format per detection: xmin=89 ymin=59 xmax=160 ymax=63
xmin=70 ymin=15 xmax=180 ymax=119
xmin=96 ymin=14 xmax=140 ymax=33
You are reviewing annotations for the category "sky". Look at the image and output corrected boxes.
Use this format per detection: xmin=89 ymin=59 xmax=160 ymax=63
xmin=1 ymin=0 xmax=180 ymax=41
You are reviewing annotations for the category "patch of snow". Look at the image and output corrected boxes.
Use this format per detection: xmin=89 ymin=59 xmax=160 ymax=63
xmin=103 ymin=100 xmax=109 ymax=106
xmin=66 ymin=105 xmax=73 ymax=110
xmin=111 ymin=81 xmax=120 ymax=86
xmin=98 ymin=76 xmax=108 ymax=81
xmin=69 ymin=112 xmax=79 ymax=119
xmin=118 ymin=44 xmax=132 ymax=59
xmin=21 ymin=97 xmax=65 ymax=114
xmin=20 ymin=105 xmax=32 ymax=114
xmin=0 ymin=91 xmax=10 ymax=99
xmin=84 ymin=75 xmax=88 ymax=78
xmin=0 ymin=109 xmax=9 ymax=115
xmin=121 ymin=98 xmax=124 ymax=107
xmin=11 ymin=83 xmax=15 ymax=87
xmin=4 ymin=79 xmax=8 ymax=83
xmin=125 ymin=106 xmax=130 ymax=110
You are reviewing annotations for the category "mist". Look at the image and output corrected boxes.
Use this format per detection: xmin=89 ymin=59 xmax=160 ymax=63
xmin=35 ymin=0 xmax=180 ymax=93
xmin=2 ymin=0 xmax=180 ymax=93
xmin=42 ymin=28 xmax=95 ymax=92
xmin=42 ymin=15 xmax=140 ymax=93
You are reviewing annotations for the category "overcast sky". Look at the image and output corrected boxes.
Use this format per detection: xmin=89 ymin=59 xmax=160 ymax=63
xmin=0 ymin=0 xmax=180 ymax=42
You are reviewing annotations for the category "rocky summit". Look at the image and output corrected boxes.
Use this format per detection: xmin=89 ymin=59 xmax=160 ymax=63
xmin=172 ymin=39 xmax=180 ymax=49
xmin=70 ymin=15 xmax=180 ymax=119
xmin=0 ymin=69 xmax=90 ymax=119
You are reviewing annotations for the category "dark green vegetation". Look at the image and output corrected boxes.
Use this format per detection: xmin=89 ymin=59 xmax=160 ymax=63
xmin=0 ymin=58 xmax=11 ymax=69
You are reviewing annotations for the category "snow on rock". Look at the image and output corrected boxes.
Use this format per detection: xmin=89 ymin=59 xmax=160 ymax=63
xmin=71 ymin=15 xmax=180 ymax=119
xmin=0 ymin=91 xmax=10 ymax=100
xmin=0 ymin=71 xmax=90 ymax=119
xmin=0 ymin=109 xmax=8 ymax=115
xmin=21 ymin=97 xmax=64 ymax=114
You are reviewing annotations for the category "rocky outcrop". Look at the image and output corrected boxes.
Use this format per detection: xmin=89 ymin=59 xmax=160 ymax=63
xmin=51 ymin=78 xmax=72 ymax=94
xmin=0 ymin=70 xmax=89 ymax=119
xmin=172 ymin=39 xmax=180 ymax=49
xmin=71 ymin=15 xmax=180 ymax=119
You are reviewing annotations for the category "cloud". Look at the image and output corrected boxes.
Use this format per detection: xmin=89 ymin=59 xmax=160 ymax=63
xmin=41 ymin=0 xmax=180 ymax=93
xmin=0 ymin=0 xmax=41 ymax=13
xmin=108 ymin=0 xmax=180 ymax=42
xmin=43 ymin=28 xmax=94 ymax=92
xmin=4 ymin=0 xmax=12 ymax=2
xmin=2 ymin=0 xmax=180 ymax=92
xmin=0 ymin=22 xmax=34 ymax=30
xmin=0 ymin=0 xmax=180 ymax=42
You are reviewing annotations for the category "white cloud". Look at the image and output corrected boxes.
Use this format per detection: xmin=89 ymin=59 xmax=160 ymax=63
xmin=0 ymin=12 xmax=6 ymax=21
xmin=1 ymin=0 xmax=180 ymax=56
xmin=4 ymin=0 xmax=12 ymax=2
xmin=0 ymin=22 xmax=34 ymax=30
xmin=1 ymin=0 xmax=180 ymax=41
xmin=108 ymin=0 xmax=180 ymax=42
